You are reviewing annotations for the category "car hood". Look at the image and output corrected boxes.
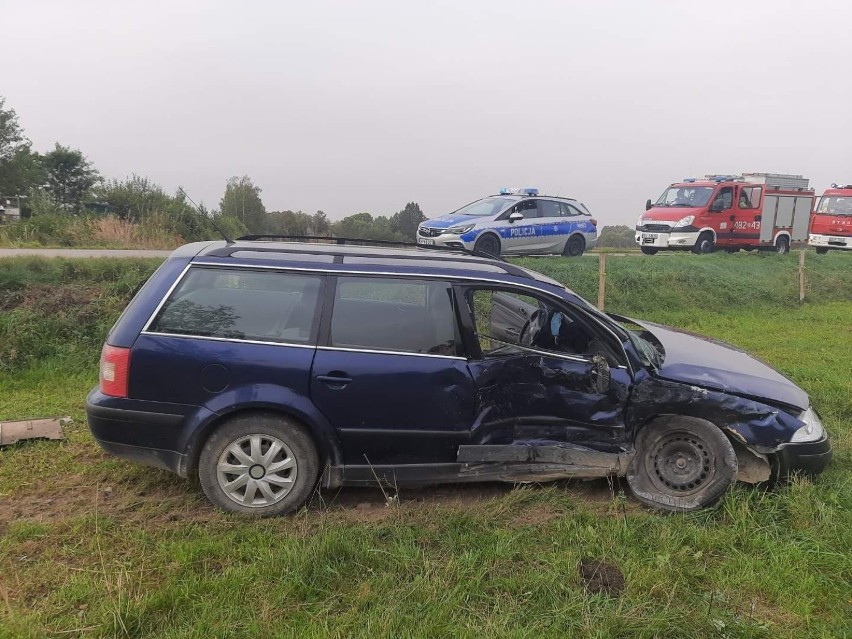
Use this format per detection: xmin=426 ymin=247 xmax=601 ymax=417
xmin=421 ymin=213 xmax=490 ymax=229
xmin=636 ymin=320 xmax=809 ymax=411
xmin=642 ymin=207 xmax=704 ymax=223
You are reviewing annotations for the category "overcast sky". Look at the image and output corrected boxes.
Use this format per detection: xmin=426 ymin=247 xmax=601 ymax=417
xmin=3 ymin=0 xmax=851 ymax=226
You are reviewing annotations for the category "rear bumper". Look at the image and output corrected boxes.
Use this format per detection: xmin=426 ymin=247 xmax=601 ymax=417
xmin=775 ymin=433 xmax=833 ymax=478
xmin=86 ymin=388 xmax=196 ymax=477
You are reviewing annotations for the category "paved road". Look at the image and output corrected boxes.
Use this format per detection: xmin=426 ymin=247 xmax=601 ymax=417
xmin=0 ymin=248 xmax=171 ymax=258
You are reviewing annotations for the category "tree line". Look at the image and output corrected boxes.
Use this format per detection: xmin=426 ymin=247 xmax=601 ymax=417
xmin=0 ymin=97 xmax=426 ymax=244
xmin=2 ymin=96 xmax=633 ymax=248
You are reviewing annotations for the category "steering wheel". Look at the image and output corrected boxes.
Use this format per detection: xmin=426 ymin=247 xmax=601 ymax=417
xmin=518 ymin=309 xmax=544 ymax=347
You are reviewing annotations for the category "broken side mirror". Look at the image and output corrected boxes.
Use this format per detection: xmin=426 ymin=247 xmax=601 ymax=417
xmin=508 ymin=211 xmax=524 ymax=223
xmin=645 ymin=199 xmax=653 ymax=211
xmin=590 ymin=354 xmax=611 ymax=394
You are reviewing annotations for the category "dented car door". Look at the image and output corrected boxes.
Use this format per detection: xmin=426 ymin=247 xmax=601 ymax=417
xmin=457 ymin=286 xmax=632 ymax=457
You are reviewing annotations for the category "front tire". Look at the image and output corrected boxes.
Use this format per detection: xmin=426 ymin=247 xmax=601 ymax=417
xmin=562 ymin=235 xmax=586 ymax=257
xmin=640 ymin=247 xmax=658 ymax=256
xmin=626 ymin=416 xmax=737 ymax=512
xmin=692 ymin=232 xmax=715 ymax=254
xmin=199 ymin=412 xmax=319 ymax=516
xmin=775 ymin=236 xmax=790 ymax=254
xmin=473 ymin=234 xmax=501 ymax=258
xmin=815 ymin=247 xmax=828 ymax=255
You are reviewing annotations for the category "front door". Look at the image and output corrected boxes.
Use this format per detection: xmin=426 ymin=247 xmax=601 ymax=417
xmin=310 ymin=275 xmax=474 ymax=467
xmin=500 ymin=199 xmax=540 ymax=254
xmin=457 ymin=286 xmax=632 ymax=453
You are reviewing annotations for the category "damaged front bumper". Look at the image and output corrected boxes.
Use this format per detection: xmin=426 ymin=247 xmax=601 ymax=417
xmin=774 ymin=433 xmax=833 ymax=478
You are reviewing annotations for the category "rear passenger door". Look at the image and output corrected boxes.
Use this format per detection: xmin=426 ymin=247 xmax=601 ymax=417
xmin=310 ymin=276 xmax=475 ymax=468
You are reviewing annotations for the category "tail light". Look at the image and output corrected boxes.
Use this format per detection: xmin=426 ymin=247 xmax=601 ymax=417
xmin=100 ymin=344 xmax=131 ymax=398
xmin=590 ymin=218 xmax=598 ymax=226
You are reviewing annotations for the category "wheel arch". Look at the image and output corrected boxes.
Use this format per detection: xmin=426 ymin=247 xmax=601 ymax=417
xmin=185 ymin=403 xmax=343 ymax=478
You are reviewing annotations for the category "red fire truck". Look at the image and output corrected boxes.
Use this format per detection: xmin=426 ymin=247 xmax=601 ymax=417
xmin=809 ymin=184 xmax=852 ymax=254
xmin=636 ymin=173 xmax=815 ymax=255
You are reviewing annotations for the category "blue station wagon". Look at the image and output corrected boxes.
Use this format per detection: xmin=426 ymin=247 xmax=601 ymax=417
xmin=86 ymin=237 xmax=831 ymax=515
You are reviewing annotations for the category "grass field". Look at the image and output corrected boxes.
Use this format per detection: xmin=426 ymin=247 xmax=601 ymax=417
xmin=0 ymin=253 xmax=850 ymax=638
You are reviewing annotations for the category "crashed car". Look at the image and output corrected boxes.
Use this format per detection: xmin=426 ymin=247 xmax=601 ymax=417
xmin=86 ymin=237 xmax=832 ymax=515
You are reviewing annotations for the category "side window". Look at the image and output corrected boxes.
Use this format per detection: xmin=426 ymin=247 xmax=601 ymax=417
xmin=331 ymin=277 xmax=458 ymax=356
xmin=538 ymin=201 xmax=562 ymax=218
xmin=518 ymin=199 xmax=539 ymax=218
xmin=712 ymin=187 xmax=734 ymax=210
xmin=466 ymin=288 xmax=598 ymax=358
xmin=560 ymin=203 xmax=587 ymax=217
xmin=150 ymin=268 xmax=322 ymax=344
xmin=739 ymin=186 xmax=762 ymax=209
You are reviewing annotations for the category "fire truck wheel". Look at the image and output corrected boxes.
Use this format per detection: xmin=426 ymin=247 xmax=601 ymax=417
xmin=473 ymin=234 xmax=501 ymax=257
xmin=724 ymin=248 xmax=740 ymax=253
xmin=775 ymin=236 xmax=790 ymax=254
xmin=815 ymin=247 xmax=829 ymax=255
xmin=627 ymin=416 xmax=737 ymax=512
xmin=640 ymin=247 xmax=658 ymax=256
xmin=562 ymin=235 xmax=585 ymax=257
xmin=692 ymin=232 xmax=715 ymax=255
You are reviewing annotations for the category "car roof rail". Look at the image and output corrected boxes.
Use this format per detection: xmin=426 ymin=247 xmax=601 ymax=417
xmin=235 ymin=234 xmax=508 ymax=263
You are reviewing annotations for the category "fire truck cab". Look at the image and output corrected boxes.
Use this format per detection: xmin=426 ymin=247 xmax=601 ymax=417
xmin=636 ymin=173 xmax=814 ymax=255
xmin=809 ymin=184 xmax=852 ymax=254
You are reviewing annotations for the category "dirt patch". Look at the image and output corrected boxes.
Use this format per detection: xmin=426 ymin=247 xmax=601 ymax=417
xmin=21 ymin=283 xmax=98 ymax=314
xmin=578 ymin=558 xmax=625 ymax=596
xmin=0 ymin=462 xmax=632 ymax=532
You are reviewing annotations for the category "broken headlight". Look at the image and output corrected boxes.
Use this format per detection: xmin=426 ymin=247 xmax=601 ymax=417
xmin=791 ymin=407 xmax=825 ymax=443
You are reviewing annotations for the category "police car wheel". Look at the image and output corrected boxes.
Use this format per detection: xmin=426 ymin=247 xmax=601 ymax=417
xmin=474 ymin=234 xmax=501 ymax=257
xmin=562 ymin=235 xmax=585 ymax=257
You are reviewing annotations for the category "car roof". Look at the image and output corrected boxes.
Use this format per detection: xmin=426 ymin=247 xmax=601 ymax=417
xmin=178 ymin=238 xmax=571 ymax=291
xmin=483 ymin=193 xmax=581 ymax=203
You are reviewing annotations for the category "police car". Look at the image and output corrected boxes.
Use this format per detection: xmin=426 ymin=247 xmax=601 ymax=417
xmin=417 ymin=188 xmax=598 ymax=257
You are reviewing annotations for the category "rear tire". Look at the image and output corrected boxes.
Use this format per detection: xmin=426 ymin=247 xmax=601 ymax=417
xmin=562 ymin=235 xmax=586 ymax=257
xmin=473 ymin=234 xmax=501 ymax=258
xmin=724 ymin=248 xmax=740 ymax=253
xmin=199 ymin=412 xmax=319 ymax=516
xmin=775 ymin=236 xmax=790 ymax=254
xmin=815 ymin=247 xmax=828 ymax=255
xmin=692 ymin=232 xmax=715 ymax=254
xmin=640 ymin=247 xmax=658 ymax=256
xmin=626 ymin=416 xmax=737 ymax=512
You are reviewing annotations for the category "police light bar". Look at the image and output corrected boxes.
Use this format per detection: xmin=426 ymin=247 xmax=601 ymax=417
xmin=499 ymin=187 xmax=540 ymax=196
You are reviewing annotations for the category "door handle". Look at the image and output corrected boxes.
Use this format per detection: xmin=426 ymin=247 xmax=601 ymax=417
xmin=316 ymin=374 xmax=353 ymax=386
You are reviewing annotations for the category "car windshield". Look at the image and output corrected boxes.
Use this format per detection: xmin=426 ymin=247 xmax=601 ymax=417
xmin=609 ymin=316 xmax=664 ymax=369
xmin=816 ymin=196 xmax=852 ymax=216
xmin=655 ymin=186 xmax=715 ymax=208
xmin=454 ymin=197 xmax=515 ymax=217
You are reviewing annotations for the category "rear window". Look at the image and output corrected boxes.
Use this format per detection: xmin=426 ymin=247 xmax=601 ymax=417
xmin=149 ymin=267 xmax=322 ymax=344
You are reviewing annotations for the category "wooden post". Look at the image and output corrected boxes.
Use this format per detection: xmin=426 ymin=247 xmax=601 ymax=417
xmin=798 ymin=250 xmax=805 ymax=303
xmin=598 ymin=253 xmax=606 ymax=311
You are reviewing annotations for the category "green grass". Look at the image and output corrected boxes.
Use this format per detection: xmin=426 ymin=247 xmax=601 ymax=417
xmin=0 ymin=254 xmax=850 ymax=638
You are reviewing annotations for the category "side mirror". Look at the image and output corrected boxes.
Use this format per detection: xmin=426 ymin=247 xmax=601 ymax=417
xmin=508 ymin=211 xmax=524 ymax=223
xmin=590 ymin=354 xmax=611 ymax=394
xmin=709 ymin=200 xmax=724 ymax=212
xmin=645 ymin=199 xmax=653 ymax=211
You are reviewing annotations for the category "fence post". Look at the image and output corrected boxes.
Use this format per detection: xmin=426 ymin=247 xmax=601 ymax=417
xmin=798 ymin=250 xmax=805 ymax=303
xmin=598 ymin=253 xmax=606 ymax=311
